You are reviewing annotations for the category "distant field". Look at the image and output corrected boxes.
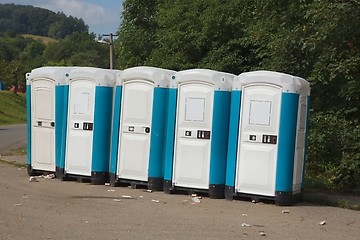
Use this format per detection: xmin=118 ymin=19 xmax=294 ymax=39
xmin=21 ymin=34 xmax=57 ymax=44
xmin=0 ymin=91 xmax=26 ymax=125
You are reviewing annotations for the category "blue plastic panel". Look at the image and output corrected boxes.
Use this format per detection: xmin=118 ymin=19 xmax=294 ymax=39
xmin=91 ymin=86 xmax=113 ymax=172
xmin=163 ymin=89 xmax=177 ymax=181
xmin=59 ymin=85 xmax=69 ymax=169
xmin=148 ymin=88 xmax=169 ymax=178
xmin=109 ymin=86 xmax=122 ymax=174
xmin=26 ymin=85 xmax=31 ymax=165
xmin=209 ymin=91 xmax=231 ymax=185
xmin=225 ymin=90 xmax=242 ymax=187
xmin=275 ymin=93 xmax=299 ymax=192
xmin=55 ymin=86 xmax=66 ymax=169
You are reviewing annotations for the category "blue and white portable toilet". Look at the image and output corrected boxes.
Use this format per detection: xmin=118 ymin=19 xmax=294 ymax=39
xmin=59 ymin=67 xmax=118 ymax=184
xmin=110 ymin=66 xmax=176 ymax=191
xmin=26 ymin=67 xmax=72 ymax=176
xmin=164 ymin=69 xmax=235 ymax=198
xmin=225 ymin=71 xmax=310 ymax=205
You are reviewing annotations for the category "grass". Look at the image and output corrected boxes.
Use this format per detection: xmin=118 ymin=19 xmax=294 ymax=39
xmin=0 ymin=91 xmax=27 ymax=125
xmin=20 ymin=34 xmax=57 ymax=44
xmin=0 ymin=158 xmax=27 ymax=168
xmin=304 ymin=191 xmax=360 ymax=211
xmin=3 ymin=146 xmax=27 ymax=156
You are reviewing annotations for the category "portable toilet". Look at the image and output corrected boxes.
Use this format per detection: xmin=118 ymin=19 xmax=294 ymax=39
xmin=109 ymin=66 xmax=176 ymax=190
xmin=163 ymin=69 xmax=235 ymax=198
xmin=26 ymin=67 xmax=72 ymax=176
xmin=225 ymin=70 xmax=310 ymax=205
xmin=59 ymin=67 xmax=118 ymax=184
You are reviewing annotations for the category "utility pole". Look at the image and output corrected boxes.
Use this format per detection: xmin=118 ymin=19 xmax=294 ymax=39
xmin=102 ymin=33 xmax=118 ymax=69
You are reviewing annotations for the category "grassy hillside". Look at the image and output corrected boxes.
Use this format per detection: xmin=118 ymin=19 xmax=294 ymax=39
xmin=21 ymin=34 xmax=57 ymax=44
xmin=0 ymin=91 xmax=27 ymax=125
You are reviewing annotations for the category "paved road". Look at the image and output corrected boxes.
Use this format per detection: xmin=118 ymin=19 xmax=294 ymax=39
xmin=0 ymin=124 xmax=27 ymax=154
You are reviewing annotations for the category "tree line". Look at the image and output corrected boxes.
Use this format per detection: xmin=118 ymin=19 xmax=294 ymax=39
xmin=115 ymin=0 xmax=360 ymax=192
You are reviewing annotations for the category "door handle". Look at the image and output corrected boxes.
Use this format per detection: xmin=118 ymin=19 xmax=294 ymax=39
xmin=37 ymin=121 xmax=42 ymax=126
xmin=51 ymin=122 xmax=55 ymax=127
xmin=145 ymin=127 xmax=150 ymax=133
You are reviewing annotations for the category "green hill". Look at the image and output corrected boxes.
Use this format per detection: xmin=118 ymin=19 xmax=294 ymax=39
xmin=0 ymin=91 xmax=27 ymax=125
xmin=21 ymin=34 xmax=57 ymax=45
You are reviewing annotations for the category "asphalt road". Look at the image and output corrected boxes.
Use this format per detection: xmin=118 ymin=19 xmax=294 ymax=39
xmin=0 ymin=124 xmax=27 ymax=154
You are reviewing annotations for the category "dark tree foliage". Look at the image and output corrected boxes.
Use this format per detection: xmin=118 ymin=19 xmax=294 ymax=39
xmin=0 ymin=4 xmax=88 ymax=38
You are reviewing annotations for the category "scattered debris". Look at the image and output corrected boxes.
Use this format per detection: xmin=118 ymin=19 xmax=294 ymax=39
xmin=191 ymin=193 xmax=197 ymax=197
xmin=113 ymin=199 xmax=122 ymax=202
xmin=151 ymin=199 xmax=160 ymax=203
xmin=121 ymin=195 xmax=132 ymax=199
xmin=22 ymin=196 xmax=28 ymax=199
xmin=29 ymin=177 xmax=38 ymax=182
xmin=282 ymin=210 xmax=290 ymax=214
xmin=105 ymin=183 xmax=111 ymax=186
xmin=147 ymin=189 xmax=153 ymax=193
xmin=84 ymin=221 xmax=89 ymax=224
xmin=242 ymin=213 xmax=248 ymax=217
xmin=14 ymin=204 xmax=22 ymax=207
xmin=252 ymin=200 xmax=257 ymax=203
xmin=241 ymin=223 xmax=251 ymax=227
xmin=107 ymin=189 xmax=115 ymax=192
xmin=192 ymin=197 xmax=201 ymax=203
xmin=44 ymin=174 xmax=55 ymax=179
xmin=139 ymin=195 xmax=144 ymax=198
xmin=82 ymin=198 xmax=88 ymax=201
xmin=319 ymin=220 xmax=327 ymax=225
xmin=259 ymin=231 xmax=266 ymax=236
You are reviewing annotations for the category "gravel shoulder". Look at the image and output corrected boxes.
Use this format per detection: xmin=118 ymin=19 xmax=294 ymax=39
xmin=0 ymin=161 xmax=360 ymax=240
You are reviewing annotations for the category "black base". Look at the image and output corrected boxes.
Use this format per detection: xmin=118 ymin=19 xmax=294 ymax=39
xmin=55 ymin=166 xmax=61 ymax=178
xmin=27 ymin=164 xmax=54 ymax=176
xmin=148 ymin=177 xmax=163 ymax=191
xmin=209 ymin=184 xmax=225 ymax=199
xmin=109 ymin=173 xmax=120 ymax=187
xmin=91 ymin=171 xmax=109 ymax=185
xmin=163 ymin=180 xmax=173 ymax=194
xmin=275 ymin=191 xmax=293 ymax=206
xmin=225 ymin=185 xmax=235 ymax=200
xmin=57 ymin=168 xmax=71 ymax=181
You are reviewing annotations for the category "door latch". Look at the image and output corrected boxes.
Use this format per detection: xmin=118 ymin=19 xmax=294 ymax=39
xmin=145 ymin=127 xmax=150 ymax=133
xmin=51 ymin=122 xmax=55 ymax=127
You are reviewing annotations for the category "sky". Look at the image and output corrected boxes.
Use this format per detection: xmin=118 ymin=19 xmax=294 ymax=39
xmin=0 ymin=0 xmax=124 ymax=36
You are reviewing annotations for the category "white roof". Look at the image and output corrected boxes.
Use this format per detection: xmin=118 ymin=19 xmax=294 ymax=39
xmin=174 ymin=69 xmax=235 ymax=91
xmin=233 ymin=70 xmax=310 ymax=95
xmin=116 ymin=66 xmax=176 ymax=88
xmin=26 ymin=66 xmax=74 ymax=86
xmin=66 ymin=67 xmax=119 ymax=87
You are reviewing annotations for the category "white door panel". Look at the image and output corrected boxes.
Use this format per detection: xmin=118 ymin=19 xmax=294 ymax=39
xmin=31 ymin=79 xmax=55 ymax=171
xmin=236 ymin=84 xmax=282 ymax=196
xmin=173 ymin=82 xmax=214 ymax=189
xmin=117 ymin=80 xmax=153 ymax=181
xmin=65 ymin=80 xmax=95 ymax=176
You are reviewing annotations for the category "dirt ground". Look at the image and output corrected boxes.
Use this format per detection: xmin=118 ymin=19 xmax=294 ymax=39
xmin=0 ymin=162 xmax=359 ymax=240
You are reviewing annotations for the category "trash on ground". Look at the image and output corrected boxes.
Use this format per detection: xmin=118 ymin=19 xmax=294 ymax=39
xmin=191 ymin=193 xmax=197 ymax=197
xmin=29 ymin=177 xmax=38 ymax=182
xmin=14 ymin=203 xmax=22 ymax=207
xmin=241 ymin=223 xmax=251 ymax=227
xmin=259 ymin=231 xmax=266 ymax=236
xmin=113 ymin=199 xmax=122 ymax=202
xmin=242 ymin=213 xmax=248 ymax=217
xmin=44 ymin=174 xmax=55 ymax=179
xmin=107 ymin=189 xmax=115 ymax=192
xmin=252 ymin=200 xmax=257 ymax=203
xmin=282 ymin=210 xmax=290 ymax=213
xmin=151 ymin=199 xmax=160 ymax=203
xmin=192 ymin=197 xmax=201 ymax=203
xmin=104 ymin=183 xmax=110 ymax=186
xmin=319 ymin=220 xmax=327 ymax=225
xmin=22 ymin=196 xmax=28 ymax=199
xmin=121 ymin=195 xmax=133 ymax=199
xmin=147 ymin=189 xmax=153 ymax=193
xmin=139 ymin=195 xmax=144 ymax=198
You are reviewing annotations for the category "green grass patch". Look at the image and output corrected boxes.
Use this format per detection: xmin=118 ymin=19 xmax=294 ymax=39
xmin=0 ymin=91 xmax=27 ymax=125
xmin=20 ymin=34 xmax=57 ymax=44
xmin=0 ymin=158 xmax=27 ymax=168
xmin=304 ymin=191 xmax=360 ymax=211
xmin=3 ymin=146 xmax=27 ymax=156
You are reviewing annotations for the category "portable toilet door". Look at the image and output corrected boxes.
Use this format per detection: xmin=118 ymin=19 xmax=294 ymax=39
xmin=26 ymin=67 xmax=71 ymax=176
xmin=110 ymin=66 xmax=175 ymax=191
xmin=60 ymin=68 xmax=117 ymax=184
xmin=225 ymin=70 xmax=310 ymax=205
xmin=163 ymin=69 xmax=235 ymax=199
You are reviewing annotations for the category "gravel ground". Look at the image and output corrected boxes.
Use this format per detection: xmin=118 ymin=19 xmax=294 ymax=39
xmin=0 ymin=162 xmax=359 ymax=240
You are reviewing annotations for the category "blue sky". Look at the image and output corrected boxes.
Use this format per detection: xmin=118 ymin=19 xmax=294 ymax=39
xmin=0 ymin=0 xmax=124 ymax=35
